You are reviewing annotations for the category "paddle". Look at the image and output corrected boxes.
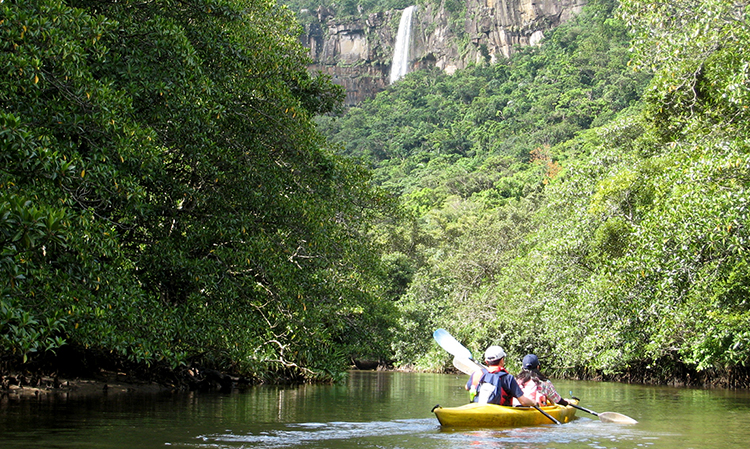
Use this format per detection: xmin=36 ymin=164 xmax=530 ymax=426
xmin=533 ymin=405 xmax=562 ymax=425
xmin=452 ymin=356 xmax=483 ymax=375
xmin=433 ymin=328 xmax=477 ymax=363
xmin=568 ymin=392 xmax=638 ymax=424
xmin=434 ymin=329 xmax=560 ymax=425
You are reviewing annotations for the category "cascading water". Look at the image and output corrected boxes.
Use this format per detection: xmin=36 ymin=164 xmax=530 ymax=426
xmin=389 ymin=5 xmax=417 ymax=84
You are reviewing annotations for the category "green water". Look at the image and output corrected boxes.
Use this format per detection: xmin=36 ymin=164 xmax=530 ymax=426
xmin=1 ymin=371 xmax=749 ymax=448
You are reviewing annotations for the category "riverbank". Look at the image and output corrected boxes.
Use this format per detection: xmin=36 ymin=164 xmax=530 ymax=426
xmin=4 ymin=358 xmax=750 ymax=401
xmin=556 ymin=359 xmax=750 ymax=389
xmin=1 ymin=371 xmax=170 ymax=399
xmin=0 ymin=364 xmax=256 ymax=399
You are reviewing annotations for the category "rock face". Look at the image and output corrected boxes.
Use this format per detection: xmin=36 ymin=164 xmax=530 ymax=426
xmin=300 ymin=1 xmax=587 ymax=105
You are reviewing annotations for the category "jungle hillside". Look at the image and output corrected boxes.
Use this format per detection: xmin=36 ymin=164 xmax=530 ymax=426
xmin=3 ymin=0 xmax=750 ymax=388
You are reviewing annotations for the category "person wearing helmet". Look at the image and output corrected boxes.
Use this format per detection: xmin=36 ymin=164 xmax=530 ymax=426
xmin=465 ymin=345 xmax=535 ymax=406
xmin=512 ymin=354 xmax=571 ymax=407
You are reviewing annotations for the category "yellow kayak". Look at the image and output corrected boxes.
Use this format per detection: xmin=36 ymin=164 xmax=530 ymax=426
xmin=432 ymin=401 xmax=578 ymax=427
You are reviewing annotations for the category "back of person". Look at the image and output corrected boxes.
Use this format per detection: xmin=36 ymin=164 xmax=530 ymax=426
xmin=512 ymin=353 xmax=568 ymax=407
xmin=465 ymin=345 xmax=536 ymax=408
xmin=513 ymin=377 xmax=548 ymax=406
xmin=475 ymin=370 xmax=511 ymax=405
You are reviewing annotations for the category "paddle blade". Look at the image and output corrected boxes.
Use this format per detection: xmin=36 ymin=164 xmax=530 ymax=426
xmin=433 ymin=329 xmax=473 ymax=360
xmin=599 ymin=412 xmax=638 ymax=424
xmin=452 ymin=356 xmax=482 ymax=375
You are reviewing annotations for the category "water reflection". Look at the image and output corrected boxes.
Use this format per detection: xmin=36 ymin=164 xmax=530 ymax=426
xmin=2 ymin=371 xmax=750 ymax=449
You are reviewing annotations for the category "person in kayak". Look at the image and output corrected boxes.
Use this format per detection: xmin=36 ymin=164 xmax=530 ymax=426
xmin=512 ymin=354 xmax=571 ymax=406
xmin=465 ymin=345 xmax=535 ymax=406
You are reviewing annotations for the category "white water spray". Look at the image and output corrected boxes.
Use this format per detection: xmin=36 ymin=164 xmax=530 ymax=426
xmin=389 ymin=5 xmax=417 ymax=84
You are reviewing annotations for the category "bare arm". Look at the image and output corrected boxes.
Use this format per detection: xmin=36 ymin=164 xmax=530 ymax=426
xmin=516 ymin=394 xmax=535 ymax=407
xmin=465 ymin=371 xmax=479 ymax=391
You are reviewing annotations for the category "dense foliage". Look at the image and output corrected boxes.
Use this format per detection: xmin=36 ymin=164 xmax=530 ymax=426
xmin=322 ymin=0 xmax=750 ymax=382
xmin=1 ymin=0 xmax=397 ymax=382
xmin=318 ymin=0 xmax=647 ymax=207
xmin=4 ymin=0 xmax=749 ymax=386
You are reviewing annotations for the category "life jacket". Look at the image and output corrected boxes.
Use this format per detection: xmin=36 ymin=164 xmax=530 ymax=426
xmin=473 ymin=368 xmax=513 ymax=406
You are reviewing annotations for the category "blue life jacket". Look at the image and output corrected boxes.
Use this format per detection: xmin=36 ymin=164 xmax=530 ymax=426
xmin=473 ymin=368 xmax=513 ymax=406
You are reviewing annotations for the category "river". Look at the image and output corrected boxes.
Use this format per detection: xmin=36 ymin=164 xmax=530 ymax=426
xmin=1 ymin=370 xmax=749 ymax=448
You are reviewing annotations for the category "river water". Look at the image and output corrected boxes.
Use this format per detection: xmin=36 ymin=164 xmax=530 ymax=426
xmin=2 ymin=370 xmax=749 ymax=448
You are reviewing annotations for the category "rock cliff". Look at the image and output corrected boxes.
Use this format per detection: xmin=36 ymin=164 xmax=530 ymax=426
xmin=299 ymin=0 xmax=587 ymax=105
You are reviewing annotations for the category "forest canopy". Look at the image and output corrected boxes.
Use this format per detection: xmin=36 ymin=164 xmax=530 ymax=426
xmin=1 ymin=0 xmax=396 ymax=383
xmin=3 ymin=0 xmax=750 ymax=387
xmin=318 ymin=0 xmax=750 ymax=384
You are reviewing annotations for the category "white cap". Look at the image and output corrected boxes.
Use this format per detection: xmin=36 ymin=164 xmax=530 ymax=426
xmin=484 ymin=345 xmax=506 ymax=363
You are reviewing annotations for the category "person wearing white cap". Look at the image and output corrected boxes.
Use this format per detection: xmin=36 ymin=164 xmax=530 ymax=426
xmin=465 ymin=345 xmax=535 ymax=406
xmin=512 ymin=353 xmax=571 ymax=406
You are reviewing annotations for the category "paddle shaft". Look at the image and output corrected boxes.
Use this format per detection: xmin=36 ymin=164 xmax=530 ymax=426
xmin=568 ymin=392 xmax=637 ymax=423
xmin=569 ymin=403 xmax=638 ymax=424
xmin=570 ymin=403 xmax=599 ymax=416
xmin=533 ymin=405 xmax=562 ymax=425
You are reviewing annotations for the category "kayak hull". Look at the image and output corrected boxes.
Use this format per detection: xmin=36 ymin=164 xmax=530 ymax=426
xmin=433 ymin=401 xmax=578 ymax=428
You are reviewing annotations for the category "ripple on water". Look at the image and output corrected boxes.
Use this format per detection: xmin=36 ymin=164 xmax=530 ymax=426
xmin=192 ymin=418 xmax=438 ymax=448
xmin=431 ymin=417 xmax=661 ymax=448
xmin=187 ymin=417 xmax=668 ymax=449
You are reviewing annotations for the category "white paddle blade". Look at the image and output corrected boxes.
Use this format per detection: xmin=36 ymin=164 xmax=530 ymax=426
xmin=452 ymin=356 xmax=482 ymax=375
xmin=599 ymin=412 xmax=638 ymax=424
xmin=433 ymin=329 xmax=473 ymax=360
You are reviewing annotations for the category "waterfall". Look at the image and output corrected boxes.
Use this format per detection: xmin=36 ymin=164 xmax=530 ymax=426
xmin=389 ymin=5 xmax=417 ymax=84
